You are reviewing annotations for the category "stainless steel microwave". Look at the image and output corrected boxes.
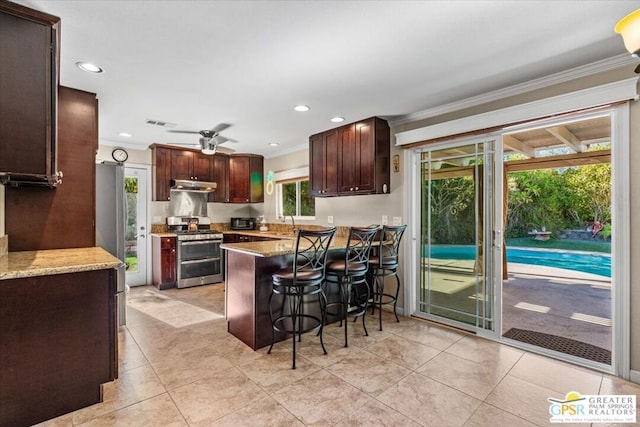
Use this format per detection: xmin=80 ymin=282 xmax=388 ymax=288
xmin=230 ymin=217 xmax=256 ymax=230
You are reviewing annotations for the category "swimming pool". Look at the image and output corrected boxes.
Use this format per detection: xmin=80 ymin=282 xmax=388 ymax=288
xmin=427 ymin=245 xmax=611 ymax=277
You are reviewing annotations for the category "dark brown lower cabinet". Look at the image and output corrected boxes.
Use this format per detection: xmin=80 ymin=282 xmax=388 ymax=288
xmin=0 ymin=269 xmax=117 ymax=427
xmin=152 ymin=235 xmax=176 ymax=290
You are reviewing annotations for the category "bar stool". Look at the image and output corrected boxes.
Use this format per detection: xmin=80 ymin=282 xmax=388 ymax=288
xmin=368 ymin=224 xmax=407 ymax=331
xmin=325 ymin=226 xmax=379 ymax=347
xmin=268 ymin=227 xmax=336 ymax=369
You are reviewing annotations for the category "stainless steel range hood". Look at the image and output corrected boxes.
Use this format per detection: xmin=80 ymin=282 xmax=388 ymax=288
xmin=170 ymin=179 xmax=217 ymax=193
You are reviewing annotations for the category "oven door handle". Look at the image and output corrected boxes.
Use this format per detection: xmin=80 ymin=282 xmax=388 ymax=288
xmin=180 ymin=258 xmax=221 ymax=265
xmin=180 ymin=240 xmax=221 ymax=246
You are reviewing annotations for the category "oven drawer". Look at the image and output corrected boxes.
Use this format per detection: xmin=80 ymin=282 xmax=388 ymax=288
xmin=180 ymin=258 xmax=222 ymax=277
xmin=179 ymin=239 xmax=221 ymax=260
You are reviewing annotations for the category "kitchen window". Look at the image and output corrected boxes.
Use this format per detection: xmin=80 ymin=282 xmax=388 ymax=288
xmin=275 ymin=167 xmax=315 ymax=219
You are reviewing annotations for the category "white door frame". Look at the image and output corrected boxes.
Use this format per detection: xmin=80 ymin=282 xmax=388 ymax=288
xmin=124 ymin=163 xmax=151 ymax=286
xmin=402 ymin=104 xmax=630 ymax=378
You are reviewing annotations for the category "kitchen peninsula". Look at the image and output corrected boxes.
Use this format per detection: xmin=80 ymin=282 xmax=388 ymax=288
xmin=0 ymin=247 xmax=121 ymax=426
xmin=222 ymin=232 xmax=349 ymax=350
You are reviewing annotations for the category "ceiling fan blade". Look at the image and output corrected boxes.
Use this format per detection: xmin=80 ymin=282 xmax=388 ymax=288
xmin=168 ymin=130 xmax=200 ymax=134
xmin=212 ymin=135 xmax=228 ymax=145
xmin=211 ymin=123 xmax=231 ymax=133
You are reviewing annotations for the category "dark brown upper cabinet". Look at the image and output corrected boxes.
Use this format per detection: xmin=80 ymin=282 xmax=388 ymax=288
xmin=150 ymin=145 xmax=263 ymax=203
xmin=228 ymin=154 xmax=264 ymax=203
xmin=212 ymin=153 xmax=230 ymax=203
xmin=152 ymin=146 xmax=172 ymax=201
xmin=310 ymin=129 xmax=339 ymax=197
xmin=310 ymin=117 xmax=390 ymax=197
xmin=0 ymin=2 xmax=61 ymax=187
xmin=170 ymin=150 xmax=213 ymax=181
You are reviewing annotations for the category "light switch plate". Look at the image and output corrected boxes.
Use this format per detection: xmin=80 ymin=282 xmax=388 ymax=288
xmin=327 ymin=215 xmax=334 ymax=224
xmin=382 ymin=215 xmax=388 ymax=225
xmin=393 ymin=216 xmax=402 ymax=225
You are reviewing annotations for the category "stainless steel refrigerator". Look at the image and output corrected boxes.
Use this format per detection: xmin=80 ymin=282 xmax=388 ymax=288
xmin=96 ymin=161 xmax=127 ymax=326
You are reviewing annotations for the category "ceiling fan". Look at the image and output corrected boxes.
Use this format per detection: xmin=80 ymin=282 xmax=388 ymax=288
xmin=168 ymin=123 xmax=237 ymax=154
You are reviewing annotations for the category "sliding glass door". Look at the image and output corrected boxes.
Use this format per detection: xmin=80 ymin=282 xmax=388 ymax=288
xmin=417 ymin=137 xmax=502 ymax=333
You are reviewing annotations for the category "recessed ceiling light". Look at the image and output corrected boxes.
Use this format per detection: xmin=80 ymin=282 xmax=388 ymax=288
xmin=76 ymin=61 xmax=103 ymax=73
xmin=268 ymin=142 xmax=280 ymax=147
xmin=330 ymin=116 xmax=345 ymax=123
xmin=119 ymin=132 xmax=132 ymax=138
xmin=294 ymin=105 xmax=310 ymax=112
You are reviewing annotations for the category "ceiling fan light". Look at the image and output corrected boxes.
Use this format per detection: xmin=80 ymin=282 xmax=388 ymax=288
xmin=200 ymin=137 xmax=217 ymax=155
xmin=615 ymin=9 xmax=640 ymax=56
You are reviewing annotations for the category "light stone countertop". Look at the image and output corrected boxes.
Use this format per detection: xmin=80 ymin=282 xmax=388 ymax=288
xmin=0 ymin=247 xmax=122 ymax=280
xmin=221 ymin=235 xmax=350 ymax=257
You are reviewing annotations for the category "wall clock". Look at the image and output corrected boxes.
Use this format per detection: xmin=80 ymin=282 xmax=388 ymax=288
xmin=112 ymin=148 xmax=128 ymax=163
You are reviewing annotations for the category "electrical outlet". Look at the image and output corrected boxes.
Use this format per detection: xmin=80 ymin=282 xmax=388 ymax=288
xmin=327 ymin=215 xmax=334 ymax=224
xmin=393 ymin=216 xmax=402 ymax=226
xmin=381 ymin=215 xmax=388 ymax=225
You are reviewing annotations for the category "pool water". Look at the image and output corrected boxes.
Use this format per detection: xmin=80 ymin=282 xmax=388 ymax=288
xmin=427 ymin=245 xmax=611 ymax=277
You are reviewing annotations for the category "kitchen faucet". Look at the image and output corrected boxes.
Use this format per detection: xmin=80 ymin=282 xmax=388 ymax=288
xmin=280 ymin=214 xmax=296 ymax=234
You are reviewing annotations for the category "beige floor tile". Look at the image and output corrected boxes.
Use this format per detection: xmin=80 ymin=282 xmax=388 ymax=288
xmin=133 ymin=326 xmax=224 ymax=365
xmin=418 ymin=351 xmax=511 ymax=399
xmin=213 ymin=395 xmax=306 ymax=426
xmin=236 ymin=347 xmax=322 ymax=390
xmin=486 ymin=374 xmax=590 ymax=427
xmin=293 ymin=330 xmax=354 ymax=368
xmin=152 ymin=352 xmax=236 ymax=390
xmin=597 ymin=374 xmax=640 ymax=426
xmin=509 ymin=352 xmax=603 ymax=395
xmin=80 ymin=394 xmax=187 ymax=426
xmin=463 ymin=403 xmax=537 ymax=427
xmin=446 ymin=335 xmax=525 ymax=368
xmin=117 ymin=327 xmax=148 ymax=373
xmin=377 ymin=372 xmax=482 ymax=426
xmin=326 ymin=347 xmax=411 ymax=396
xmin=389 ymin=319 xmax=467 ymax=350
xmin=168 ymin=367 xmax=270 ymax=425
xmin=272 ymin=369 xmax=371 ymax=425
xmin=70 ymin=365 xmax=166 ymax=425
xmin=322 ymin=317 xmax=393 ymax=348
xmin=272 ymin=369 xmax=417 ymax=426
xmin=364 ymin=334 xmax=441 ymax=370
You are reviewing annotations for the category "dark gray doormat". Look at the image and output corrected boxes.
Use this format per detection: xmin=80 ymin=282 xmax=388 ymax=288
xmin=503 ymin=328 xmax=611 ymax=365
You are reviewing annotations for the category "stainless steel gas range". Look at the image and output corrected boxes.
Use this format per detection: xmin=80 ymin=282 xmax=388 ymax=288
xmin=167 ymin=216 xmax=224 ymax=288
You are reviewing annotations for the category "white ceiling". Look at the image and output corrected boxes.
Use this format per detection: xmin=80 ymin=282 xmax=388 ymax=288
xmin=15 ymin=0 xmax=639 ymax=157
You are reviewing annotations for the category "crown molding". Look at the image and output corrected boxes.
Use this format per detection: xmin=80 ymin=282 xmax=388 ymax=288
xmin=390 ymin=54 xmax=637 ymax=127
xmin=395 ymin=77 xmax=638 ymax=146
